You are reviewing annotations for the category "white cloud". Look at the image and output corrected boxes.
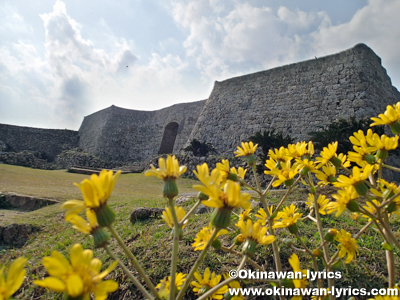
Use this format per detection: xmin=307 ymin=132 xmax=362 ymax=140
xmin=1 ymin=0 xmax=191 ymax=129
xmin=311 ymin=0 xmax=400 ymax=87
xmin=171 ymin=1 xmax=330 ymax=80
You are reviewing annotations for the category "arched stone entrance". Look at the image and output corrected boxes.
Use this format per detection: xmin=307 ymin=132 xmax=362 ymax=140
xmin=158 ymin=122 xmax=179 ymax=154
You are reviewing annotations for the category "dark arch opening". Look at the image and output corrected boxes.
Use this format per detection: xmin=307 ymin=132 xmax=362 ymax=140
xmin=158 ymin=122 xmax=179 ymax=154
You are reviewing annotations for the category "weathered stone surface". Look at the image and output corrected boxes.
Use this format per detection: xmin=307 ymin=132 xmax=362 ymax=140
xmin=0 ymin=223 xmax=41 ymax=248
xmin=0 ymin=125 xmax=78 ymax=161
xmin=0 ymin=192 xmax=60 ymax=211
xmin=1 ymin=44 xmax=400 ymax=169
xmin=130 ymin=208 xmax=165 ymax=222
xmin=175 ymin=196 xmax=192 ymax=205
xmin=193 ymin=204 xmax=211 ymax=214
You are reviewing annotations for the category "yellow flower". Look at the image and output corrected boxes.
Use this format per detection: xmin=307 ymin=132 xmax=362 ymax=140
xmin=273 ymin=205 xmax=302 ymax=229
xmin=236 ymin=219 xmax=275 ymax=245
xmin=367 ymin=133 xmax=399 ymax=152
xmin=327 ymin=186 xmax=359 ymax=216
xmin=223 ymin=274 xmax=245 ymax=300
xmin=145 ymin=155 xmax=187 ymax=181
xmin=62 ymin=170 xmax=121 ymax=221
xmin=334 ymin=165 xmax=374 ymax=195
xmin=350 ymin=212 xmax=361 ymax=221
xmin=265 ymin=160 xmax=300 ymax=187
xmin=314 ymin=164 xmax=337 ymax=186
xmin=34 ymin=244 xmax=118 ymax=300
xmin=287 ymin=141 xmax=314 ymax=159
xmin=193 ymin=163 xmax=223 ymax=194
xmin=197 ymin=180 xmax=251 ymax=210
xmin=238 ymin=208 xmax=252 ymax=221
xmin=362 ymin=199 xmax=380 ymax=221
xmin=69 ymin=209 xmax=99 ymax=235
xmin=0 ymin=257 xmax=27 ymax=300
xmin=294 ymin=158 xmax=318 ymax=175
xmin=216 ymin=160 xmax=246 ymax=184
xmin=255 ymin=206 xmax=275 ymax=226
xmin=371 ymin=102 xmax=400 ymax=129
xmin=156 ymin=273 xmax=186 ymax=296
xmin=230 ymin=166 xmax=247 ymax=180
xmin=288 ymin=253 xmax=308 ymax=299
xmin=162 ymin=206 xmax=188 ymax=229
xmin=268 ymin=146 xmax=291 ymax=163
xmin=335 ymin=229 xmax=359 ymax=263
xmin=191 ymin=268 xmax=228 ymax=299
xmin=234 ymin=141 xmax=258 ymax=157
xmin=192 ymin=224 xmax=228 ymax=251
xmin=316 ymin=142 xmax=349 ymax=168
xmin=305 ymin=194 xmax=330 ymax=215
xmin=349 ymin=129 xmax=374 ymax=148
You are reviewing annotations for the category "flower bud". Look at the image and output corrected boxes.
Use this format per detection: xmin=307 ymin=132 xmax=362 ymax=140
xmin=354 ymin=182 xmax=368 ymax=196
xmin=228 ymin=172 xmax=238 ymax=182
xmin=242 ymin=239 xmax=257 ymax=257
xmin=211 ymin=207 xmax=232 ymax=229
xmin=212 ymin=239 xmax=222 ymax=250
xmin=163 ymin=179 xmax=178 ymax=198
xmin=389 ymin=121 xmax=400 ymax=134
xmin=281 ymin=279 xmax=295 ymax=289
xmin=346 ymin=200 xmax=359 ymax=212
xmin=365 ymin=154 xmax=377 ymax=164
xmin=284 ymin=178 xmax=294 ymax=187
xmin=234 ymin=234 xmax=246 ymax=245
xmin=247 ymin=155 xmax=256 ymax=166
xmin=288 ymin=223 xmax=298 ymax=234
xmin=382 ymin=242 xmax=393 ymax=251
xmin=93 ymin=228 xmax=110 ymax=248
xmin=376 ymin=149 xmax=389 ymax=160
xmin=312 ymin=249 xmax=323 ymax=257
xmin=328 ymin=176 xmax=338 ymax=183
xmin=330 ymin=156 xmax=343 ymax=167
xmin=283 ymin=238 xmax=294 ymax=248
xmin=197 ymin=192 xmax=209 ymax=201
xmin=324 ymin=229 xmax=338 ymax=242
xmin=310 ymin=186 xmax=316 ymax=194
xmin=387 ymin=202 xmax=397 ymax=213
xmin=95 ymin=205 xmax=116 ymax=227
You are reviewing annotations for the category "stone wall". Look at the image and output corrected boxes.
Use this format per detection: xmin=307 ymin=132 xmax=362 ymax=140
xmin=187 ymin=43 xmax=400 ymax=155
xmin=0 ymin=124 xmax=79 ymax=161
xmin=78 ymin=100 xmax=206 ymax=162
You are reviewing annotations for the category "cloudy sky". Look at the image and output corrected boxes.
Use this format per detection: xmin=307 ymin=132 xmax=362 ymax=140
xmin=1 ymin=0 xmax=399 ymax=130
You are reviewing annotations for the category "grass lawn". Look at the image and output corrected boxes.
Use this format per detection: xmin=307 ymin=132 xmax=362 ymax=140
xmin=0 ymin=164 xmax=398 ymax=299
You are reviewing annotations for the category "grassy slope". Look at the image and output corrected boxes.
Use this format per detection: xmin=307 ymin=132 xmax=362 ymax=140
xmin=0 ymin=164 xmax=398 ymax=299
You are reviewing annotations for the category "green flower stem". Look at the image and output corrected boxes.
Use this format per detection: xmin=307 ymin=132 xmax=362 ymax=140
xmin=107 ymin=224 xmax=159 ymax=299
xmin=176 ymin=228 xmax=220 ymax=300
xmin=354 ymin=220 xmax=374 ymax=239
xmin=379 ymin=213 xmax=400 ymax=251
xmin=294 ymin=232 xmax=321 ymax=288
xmin=179 ymin=200 xmax=201 ymax=226
xmin=273 ymin=176 xmax=302 ymax=214
xmin=262 ymin=175 xmax=276 ymax=197
xmin=325 ymin=252 xmax=339 ymax=268
xmin=168 ymin=198 xmax=181 ymax=300
xmin=382 ymin=214 xmax=396 ymax=288
xmin=237 ymin=178 xmax=262 ymax=196
xmin=252 ymin=165 xmax=262 ymax=192
xmin=220 ymin=246 xmax=265 ymax=271
xmin=379 ymin=190 xmax=400 ymax=209
xmin=382 ymin=163 xmax=400 ymax=173
xmin=311 ymin=193 xmax=334 ymax=300
xmin=197 ymin=255 xmax=248 ymax=300
xmin=260 ymin=193 xmax=282 ymax=281
xmin=104 ymin=245 xmax=154 ymax=300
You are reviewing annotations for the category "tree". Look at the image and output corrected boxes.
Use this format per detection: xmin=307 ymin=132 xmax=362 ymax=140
xmin=184 ymin=139 xmax=217 ymax=157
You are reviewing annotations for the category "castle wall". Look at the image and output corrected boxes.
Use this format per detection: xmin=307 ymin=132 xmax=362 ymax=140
xmin=78 ymin=100 xmax=206 ymax=162
xmin=0 ymin=124 xmax=79 ymax=161
xmin=187 ymin=44 xmax=400 ymax=155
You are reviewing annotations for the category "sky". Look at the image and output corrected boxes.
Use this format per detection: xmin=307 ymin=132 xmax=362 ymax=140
xmin=1 ymin=0 xmax=400 ymax=130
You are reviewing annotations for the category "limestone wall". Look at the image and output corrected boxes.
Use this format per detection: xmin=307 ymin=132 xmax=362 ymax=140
xmin=0 ymin=124 xmax=79 ymax=161
xmin=187 ymin=44 xmax=400 ymax=155
xmin=78 ymin=100 xmax=206 ymax=162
